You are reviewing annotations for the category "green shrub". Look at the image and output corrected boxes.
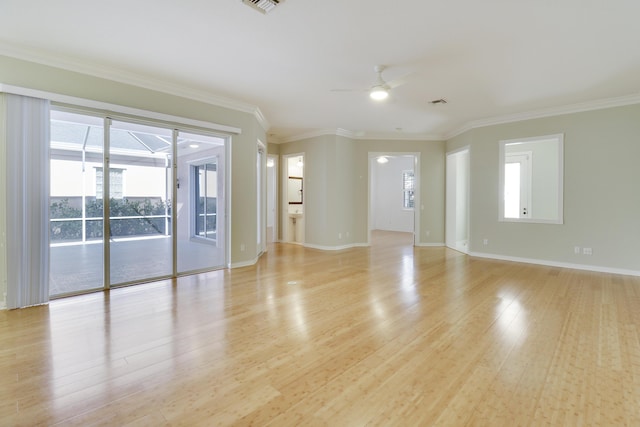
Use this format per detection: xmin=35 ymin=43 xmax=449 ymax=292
xmin=50 ymin=197 xmax=169 ymax=241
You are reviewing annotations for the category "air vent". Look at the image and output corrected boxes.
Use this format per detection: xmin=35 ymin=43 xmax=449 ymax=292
xmin=430 ymin=98 xmax=448 ymax=105
xmin=242 ymin=0 xmax=283 ymax=14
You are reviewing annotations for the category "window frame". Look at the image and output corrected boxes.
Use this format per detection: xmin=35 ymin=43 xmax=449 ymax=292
xmin=191 ymin=158 xmax=218 ymax=243
xmin=503 ymin=151 xmax=532 ymax=219
xmin=95 ymin=167 xmax=125 ymax=200
xmin=402 ymin=169 xmax=415 ymax=210
xmin=498 ymin=134 xmax=564 ymax=224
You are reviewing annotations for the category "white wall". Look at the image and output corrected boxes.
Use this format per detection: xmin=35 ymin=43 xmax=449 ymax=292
xmin=0 ymin=95 xmax=7 ymax=308
xmin=50 ymin=159 xmax=168 ymax=199
xmin=372 ymin=156 xmax=414 ymax=233
xmin=447 ymin=103 xmax=640 ymax=274
xmin=279 ymin=136 xmax=445 ymax=247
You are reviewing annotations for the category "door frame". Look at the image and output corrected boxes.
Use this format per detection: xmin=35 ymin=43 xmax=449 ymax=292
xmin=48 ymin=106 xmax=233 ymax=297
xmin=445 ymin=146 xmax=470 ymax=254
xmin=257 ymin=141 xmax=266 ymax=255
xmin=367 ymin=151 xmax=421 ymax=245
xmin=266 ymin=154 xmax=278 ymax=245
xmin=282 ymin=152 xmax=304 ymax=244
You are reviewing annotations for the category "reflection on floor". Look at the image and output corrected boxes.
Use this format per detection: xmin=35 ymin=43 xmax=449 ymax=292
xmin=9 ymin=231 xmax=639 ymax=424
xmin=370 ymin=229 xmax=414 ymax=247
xmin=49 ymin=236 xmax=224 ymax=296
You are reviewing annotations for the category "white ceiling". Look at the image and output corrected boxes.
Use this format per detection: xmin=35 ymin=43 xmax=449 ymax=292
xmin=1 ymin=0 xmax=639 ymax=142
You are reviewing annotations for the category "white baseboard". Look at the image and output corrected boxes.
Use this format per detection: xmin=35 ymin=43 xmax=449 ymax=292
xmin=304 ymin=242 xmax=370 ymax=251
xmin=230 ymin=255 xmax=260 ymax=269
xmin=278 ymin=241 xmax=443 ymax=251
xmin=232 ymin=243 xmax=370 ymax=265
xmin=469 ymin=251 xmax=640 ymax=277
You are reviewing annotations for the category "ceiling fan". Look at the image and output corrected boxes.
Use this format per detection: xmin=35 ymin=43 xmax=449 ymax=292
xmin=331 ymin=65 xmax=410 ymax=101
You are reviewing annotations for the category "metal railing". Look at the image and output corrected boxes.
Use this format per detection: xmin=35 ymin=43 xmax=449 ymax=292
xmin=50 ymin=214 xmax=171 ymax=243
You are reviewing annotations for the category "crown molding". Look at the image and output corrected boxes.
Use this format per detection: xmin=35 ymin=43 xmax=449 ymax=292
xmin=354 ymin=131 xmax=444 ymax=142
xmin=283 ymin=128 xmax=444 ymax=143
xmin=5 ymin=43 xmax=639 ymax=142
xmin=281 ymin=128 xmax=346 ymax=143
xmin=280 ymin=92 xmax=640 ymax=144
xmin=253 ymin=107 xmax=271 ymax=133
xmin=445 ymin=93 xmax=640 ymax=140
xmin=0 ymin=83 xmax=242 ymax=135
xmin=0 ymin=43 xmax=269 ymax=130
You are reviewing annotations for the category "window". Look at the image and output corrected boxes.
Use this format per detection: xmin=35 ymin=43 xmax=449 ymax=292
xmin=95 ymin=167 xmax=124 ymax=199
xmin=499 ymin=134 xmax=564 ymax=223
xmin=194 ymin=161 xmax=218 ymax=241
xmin=402 ymin=170 xmax=415 ymax=209
xmin=503 ymin=152 xmax=531 ymax=219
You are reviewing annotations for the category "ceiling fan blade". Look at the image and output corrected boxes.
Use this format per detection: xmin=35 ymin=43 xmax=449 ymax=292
xmin=385 ymin=72 xmax=415 ymax=89
xmin=329 ymin=88 xmax=367 ymax=93
xmin=330 ymin=65 xmax=412 ymax=96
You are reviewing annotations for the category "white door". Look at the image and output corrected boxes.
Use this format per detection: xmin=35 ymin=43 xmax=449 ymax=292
xmin=504 ymin=152 xmax=531 ymax=219
xmin=446 ymin=148 xmax=470 ymax=253
xmin=266 ymin=155 xmax=277 ymax=244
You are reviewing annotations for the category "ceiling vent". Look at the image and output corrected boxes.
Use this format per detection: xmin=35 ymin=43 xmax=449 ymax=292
xmin=242 ymin=0 xmax=283 ymax=14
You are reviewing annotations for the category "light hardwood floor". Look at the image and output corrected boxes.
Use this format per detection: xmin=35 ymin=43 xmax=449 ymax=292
xmin=2 ymin=231 xmax=640 ymax=426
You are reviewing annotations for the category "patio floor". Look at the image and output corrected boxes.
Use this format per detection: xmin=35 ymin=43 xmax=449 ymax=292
xmin=49 ymin=236 xmax=225 ymax=296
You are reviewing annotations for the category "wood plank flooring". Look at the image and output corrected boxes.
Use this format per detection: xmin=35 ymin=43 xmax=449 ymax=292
xmin=2 ymin=230 xmax=640 ymax=426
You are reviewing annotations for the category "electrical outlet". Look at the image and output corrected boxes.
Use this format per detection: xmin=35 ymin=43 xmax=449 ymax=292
xmin=483 ymin=238 xmax=489 ymax=245
xmin=583 ymin=247 xmax=592 ymax=255
xmin=338 ymin=233 xmax=342 ymax=239
xmin=240 ymin=243 xmax=245 ymax=252
xmin=574 ymin=246 xmax=581 ymax=254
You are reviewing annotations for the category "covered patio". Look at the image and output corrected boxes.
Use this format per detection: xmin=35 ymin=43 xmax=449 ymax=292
xmin=50 ymin=236 xmax=225 ymax=296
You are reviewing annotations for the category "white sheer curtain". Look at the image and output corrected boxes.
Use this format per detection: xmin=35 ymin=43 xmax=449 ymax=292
xmin=3 ymin=93 xmax=50 ymax=309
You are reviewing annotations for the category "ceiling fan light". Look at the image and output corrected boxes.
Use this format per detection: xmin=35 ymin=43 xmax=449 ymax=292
xmin=370 ymin=86 xmax=389 ymax=100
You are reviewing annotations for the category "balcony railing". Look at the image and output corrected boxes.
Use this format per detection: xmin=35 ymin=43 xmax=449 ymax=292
xmin=50 ymin=214 xmax=171 ymax=243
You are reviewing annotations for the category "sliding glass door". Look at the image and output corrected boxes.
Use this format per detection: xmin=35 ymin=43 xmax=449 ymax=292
xmin=108 ymin=120 xmax=173 ymax=286
xmin=49 ymin=111 xmax=105 ymax=295
xmin=176 ymin=131 xmax=227 ymax=273
xmin=49 ymin=110 xmax=228 ymax=297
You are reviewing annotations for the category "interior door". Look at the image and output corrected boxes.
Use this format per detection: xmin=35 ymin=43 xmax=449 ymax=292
xmin=504 ymin=153 xmax=531 ymax=219
xmin=446 ymin=148 xmax=469 ymax=253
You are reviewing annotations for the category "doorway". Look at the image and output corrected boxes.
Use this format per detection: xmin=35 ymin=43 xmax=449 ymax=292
xmin=446 ymin=147 xmax=470 ymax=253
xmin=176 ymin=131 xmax=228 ymax=274
xmin=282 ymin=153 xmax=304 ymax=244
xmin=257 ymin=143 xmax=266 ymax=254
xmin=48 ymin=109 xmax=229 ymax=296
xmin=266 ymin=154 xmax=277 ymax=244
xmin=368 ymin=152 xmax=420 ymax=245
